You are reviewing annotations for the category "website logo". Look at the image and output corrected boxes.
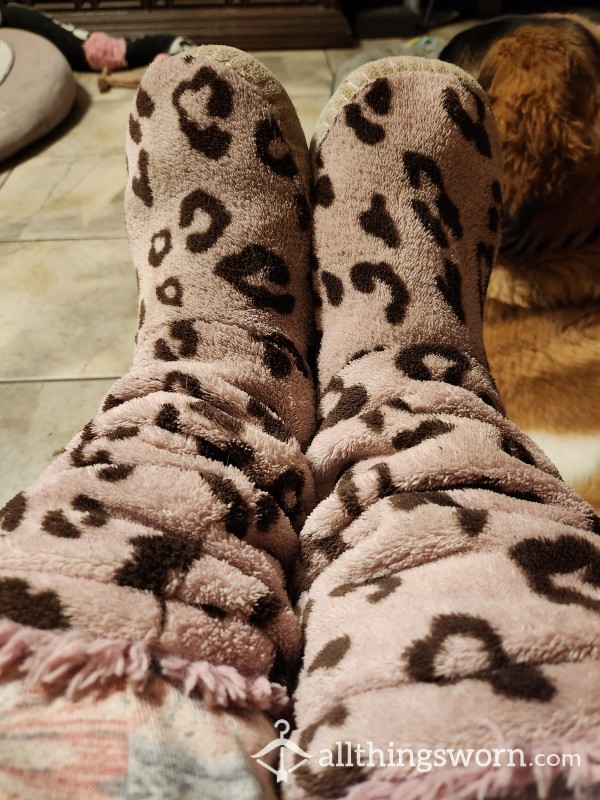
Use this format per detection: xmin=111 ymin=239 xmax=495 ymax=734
xmin=250 ymin=720 xmax=312 ymax=783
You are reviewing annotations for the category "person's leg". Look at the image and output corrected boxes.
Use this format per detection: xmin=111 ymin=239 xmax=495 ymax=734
xmin=0 ymin=46 xmax=315 ymax=798
xmin=287 ymin=58 xmax=600 ymax=800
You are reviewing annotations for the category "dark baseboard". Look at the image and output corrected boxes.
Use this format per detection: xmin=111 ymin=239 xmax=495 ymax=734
xmin=29 ymin=2 xmax=356 ymax=50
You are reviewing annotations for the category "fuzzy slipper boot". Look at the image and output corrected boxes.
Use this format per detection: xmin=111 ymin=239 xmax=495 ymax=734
xmin=286 ymin=57 xmax=600 ymax=800
xmin=0 ymin=45 xmax=316 ymax=798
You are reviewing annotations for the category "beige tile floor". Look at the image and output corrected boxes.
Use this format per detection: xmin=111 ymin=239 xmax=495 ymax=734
xmin=0 ymin=30 xmax=472 ymax=504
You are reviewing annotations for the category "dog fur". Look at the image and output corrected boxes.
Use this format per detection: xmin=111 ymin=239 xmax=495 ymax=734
xmin=441 ymin=14 xmax=600 ymax=510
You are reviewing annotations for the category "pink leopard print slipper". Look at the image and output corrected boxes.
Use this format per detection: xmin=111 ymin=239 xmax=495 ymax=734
xmin=0 ymin=46 xmax=316 ymax=713
xmin=286 ymin=57 xmax=600 ymax=800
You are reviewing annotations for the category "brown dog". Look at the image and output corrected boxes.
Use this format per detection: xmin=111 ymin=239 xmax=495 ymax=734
xmin=441 ymin=14 xmax=600 ymax=510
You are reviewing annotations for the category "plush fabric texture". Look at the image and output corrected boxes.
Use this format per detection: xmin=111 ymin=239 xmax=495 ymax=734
xmin=0 ymin=46 xmax=316 ymax=715
xmin=286 ymin=57 xmax=600 ymax=800
xmin=0 ymin=677 xmax=279 ymax=800
xmin=0 ymin=28 xmax=76 ymax=162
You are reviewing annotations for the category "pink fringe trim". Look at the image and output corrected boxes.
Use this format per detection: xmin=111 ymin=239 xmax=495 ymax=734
xmin=83 ymin=32 xmax=127 ymax=71
xmin=0 ymin=619 xmax=287 ymax=713
xmin=328 ymin=729 xmax=600 ymax=800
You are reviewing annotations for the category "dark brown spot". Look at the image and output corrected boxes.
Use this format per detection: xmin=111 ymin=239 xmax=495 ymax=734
xmin=180 ymin=189 xmax=231 ymax=254
xmin=116 ymin=533 xmax=202 ymax=596
xmin=345 ymin=103 xmax=385 ymax=145
xmin=350 ymin=261 xmax=409 ymax=325
xmin=148 ymin=229 xmax=172 ymax=267
xmin=365 ymin=77 xmax=391 ymax=115
xmin=0 ymin=492 xmax=27 ymax=532
xmin=320 ymin=271 xmax=344 ymax=307
xmin=405 ymin=613 xmax=555 ymax=702
xmin=131 ymin=148 xmax=153 ymax=208
xmin=98 ymin=464 xmax=135 ymax=482
xmin=128 ymin=114 xmax=142 ymax=145
xmin=0 ymin=577 xmax=70 ymax=630
xmin=136 ymin=86 xmax=155 ymax=118
xmin=359 ymin=193 xmax=399 ymax=247
xmin=42 ymin=509 xmax=81 ymax=539
xmin=156 ymin=277 xmax=183 ymax=307
xmin=392 ymin=419 xmax=454 ymax=451
xmin=255 ymin=117 xmax=298 ymax=178
xmin=313 ymin=175 xmax=335 ymax=207
xmin=72 ymin=494 xmax=109 ymax=527
xmin=458 ymin=507 xmax=488 ymax=537
xmin=307 ymin=634 xmax=351 ymax=673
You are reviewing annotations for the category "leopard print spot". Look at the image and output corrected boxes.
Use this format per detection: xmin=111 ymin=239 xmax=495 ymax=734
xmin=501 ymin=433 xmax=537 ymax=467
xmin=154 ymin=319 xmax=199 ymax=362
xmin=395 ymin=343 xmax=470 ymax=385
xmin=180 ymin=189 xmax=231 ymax=254
xmin=359 ymin=193 xmax=399 ymax=248
xmin=367 ymin=575 xmax=402 ymax=603
xmin=360 ymin=408 xmax=384 ymax=432
xmin=214 ymin=245 xmax=295 ymax=314
xmin=190 ymin=399 xmax=243 ymax=436
xmin=458 ymin=507 xmax=488 ymax=537
xmin=107 ymin=425 xmax=139 ymax=441
xmin=115 ymin=533 xmax=202 ymax=596
xmin=247 ymin=398 xmax=289 ymax=442
xmin=98 ymin=464 xmax=135 ymax=482
xmin=336 ymin=468 xmax=362 ymax=519
xmin=403 ymin=151 xmax=462 ymax=246
xmin=70 ymin=439 xmax=111 ymax=469
xmin=128 ymin=114 xmax=142 ymax=145
xmin=321 ymin=271 xmax=344 ymax=306
xmin=345 ymin=103 xmax=385 ymax=145
xmin=442 ymin=84 xmax=492 ymax=158
xmin=42 ymin=509 xmax=81 ymax=539
xmin=131 ymin=149 xmax=153 ymax=208
xmin=156 ymin=403 xmax=181 ymax=434
xmin=351 ymin=261 xmax=409 ymax=325
xmin=102 ymin=394 xmax=125 ymax=412
xmin=0 ymin=492 xmax=27 ymax=532
xmin=164 ymin=371 xmax=205 ymax=399
xmin=255 ymin=493 xmax=280 ymax=532
xmin=136 ymin=86 xmax=155 ymax=118
xmin=196 ymin=438 xmax=254 ymax=471
xmin=172 ymin=66 xmax=233 ymax=159
xmin=436 ymin=259 xmax=465 ymax=323
xmin=309 ymin=531 xmax=348 ymax=563
xmin=295 ymin=193 xmax=311 ymax=231
xmin=156 ymin=277 xmax=183 ymax=307
xmin=307 ymin=634 xmax=351 ymax=673
xmin=392 ymin=419 xmax=454 ymax=451
xmin=201 ymin=472 xmax=250 ymax=538
xmin=148 ymin=229 xmax=172 ymax=267
xmin=253 ymin=331 xmax=309 ymax=380
xmin=72 ymin=494 xmax=109 ymax=527
xmin=323 ymin=384 xmax=368 ymax=429
xmin=255 ymin=117 xmax=298 ymax=178
xmin=365 ymin=77 xmax=391 ymax=115
xmin=404 ymin=613 xmax=555 ymax=702
xmin=138 ymin=300 xmax=146 ymax=329
xmin=391 ymin=490 xmax=459 ymax=513
xmin=313 ymin=175 xmax=335 ymax=207
xmin=264 ymin=468 xmax=305 ymax=521
xmin=510 ymin=534 xmax=600 ymax=614
xmin=249 ymin=594 xmax=282 ymax=627
xmin=0 ymin=577 xmax=70 ymax=630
